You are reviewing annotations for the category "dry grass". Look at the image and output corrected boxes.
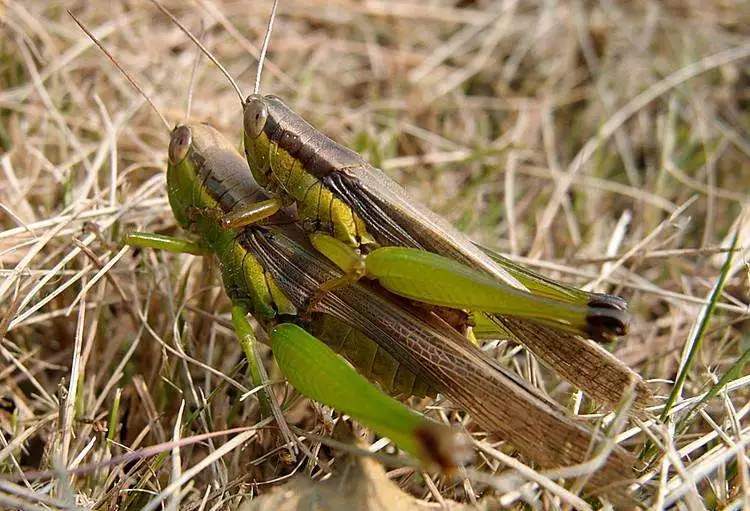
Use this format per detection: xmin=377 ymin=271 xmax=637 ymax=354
xmin=1 ymin=0 xmax=750 ymax=509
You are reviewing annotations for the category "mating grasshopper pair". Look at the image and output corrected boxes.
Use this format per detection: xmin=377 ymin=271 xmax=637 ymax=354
xmin=73 ymin=0 xmax=651 ymax=501
xmin=127 ymin=122 xmax=639 ymax=498
xmin=153 ymin=0 xmax=652 ymax=414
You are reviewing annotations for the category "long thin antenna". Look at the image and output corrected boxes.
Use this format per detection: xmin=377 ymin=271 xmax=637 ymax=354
xmin=185 ymin=22 xmax=206 ymax=123
xmin=69 ymin=11 xmax=171 ymax=131
xmin=148 ymin=0 xmax=244 ymax=102
xmin=254 ymin=0 xmax=279 ymax=95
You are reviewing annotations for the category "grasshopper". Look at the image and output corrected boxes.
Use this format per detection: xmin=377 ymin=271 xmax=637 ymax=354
xmin=155 ymin=1 xmax=653 ymax=411
xmin=72 ymin=16 xmax=642 ymax=501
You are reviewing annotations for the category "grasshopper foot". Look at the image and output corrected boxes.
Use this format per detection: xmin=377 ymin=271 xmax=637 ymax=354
xmin=302 ymin=269 xmax=365 ymax=320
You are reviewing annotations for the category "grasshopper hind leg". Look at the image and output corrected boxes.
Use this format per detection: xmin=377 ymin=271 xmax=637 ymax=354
xmin=306 ymin=233 xmax=473 ymax=338
xmin=363 ymin=246 xmax=631 ymax=343
xmin=271 ymin=323 xmax=469 ymax=470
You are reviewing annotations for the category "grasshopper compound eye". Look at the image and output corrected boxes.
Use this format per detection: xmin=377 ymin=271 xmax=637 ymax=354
xmin=169 ymin=125 xmax=192 ymax=165
xmin=244 ymin=94 xmax=268 ymax=139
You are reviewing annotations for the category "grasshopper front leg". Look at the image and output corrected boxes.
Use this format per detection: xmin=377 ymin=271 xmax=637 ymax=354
xmin=218 ymin=197 xmax=284 ymax=229
xmin=301 ymin=233 xmax=367 ymax=314
xmin=185 ymin=197 xmax=285 ymax=230
xmin=123 ymin=233 xmax=279 ymax=420
xmin=124 ymin=232 xmax=210 ymax=255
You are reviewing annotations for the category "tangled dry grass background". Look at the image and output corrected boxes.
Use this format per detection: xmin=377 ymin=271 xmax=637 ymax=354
xmin=1 ymin=0 xmax=749 ymax=509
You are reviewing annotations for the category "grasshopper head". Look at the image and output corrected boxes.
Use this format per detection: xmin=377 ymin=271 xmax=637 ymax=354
xmin=168 ymin=125 xmax=192 ymax=166
xmin=167 ymin=123 xmax=256 ymax=230
xmin=242 ymin=94 xmax=272 ymax=188
xmin=166 ymin=124 xmax=198 ymax=228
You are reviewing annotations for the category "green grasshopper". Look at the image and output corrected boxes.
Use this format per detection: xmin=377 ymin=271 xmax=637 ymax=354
xmin=155 ymin=1 xmax=653 ymax=411
xmin=73 ymin=16 xmax=642 ymax=499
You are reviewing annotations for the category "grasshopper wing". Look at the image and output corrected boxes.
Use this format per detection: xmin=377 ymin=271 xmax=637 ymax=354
xmin=324 ymin=164 xmax=525 ymax=289
xmin=245 ymin=226 xmax=640 ymax=504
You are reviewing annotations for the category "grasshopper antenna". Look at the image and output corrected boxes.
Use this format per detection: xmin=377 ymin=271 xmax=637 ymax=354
xmin=254 ymin=0 xmax=279 ymax=95
xmin=185 ymin=21 xmax=206 ymax=123
xmin=148 ymin=0 xmax=245 ymax=102
xmin=69 ymin=11 xmax=171 ymax=131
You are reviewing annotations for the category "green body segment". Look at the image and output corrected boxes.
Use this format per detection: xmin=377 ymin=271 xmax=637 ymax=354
xmin=244 ymin=115 xmax=374 ymax=248
xmin=271 ymin=323 xmax=448 ymax=464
